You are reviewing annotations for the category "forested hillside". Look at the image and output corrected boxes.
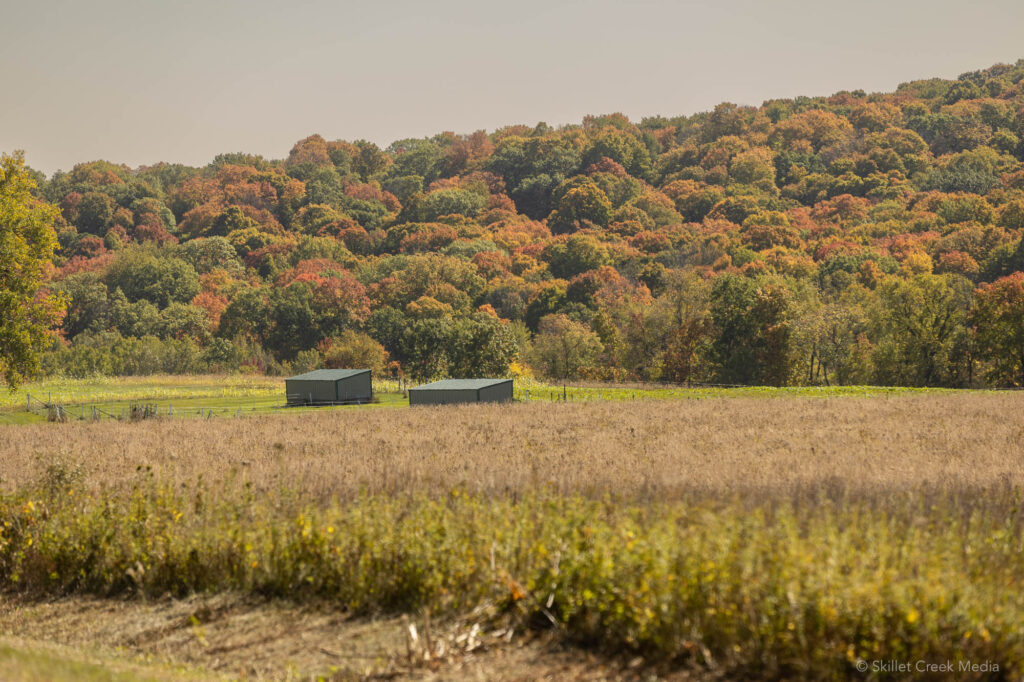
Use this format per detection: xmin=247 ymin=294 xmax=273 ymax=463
xmin=27 ymin=60 xmax=1024 ymax=386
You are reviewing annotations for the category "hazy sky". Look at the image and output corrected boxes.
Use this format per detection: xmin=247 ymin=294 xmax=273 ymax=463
xmin=2 ymin=0 xmax=1022 ymax=175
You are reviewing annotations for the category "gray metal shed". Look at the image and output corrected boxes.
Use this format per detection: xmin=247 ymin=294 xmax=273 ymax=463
xmin=408 ymin=378 xmax=513 ymax=406
xmin=285 ymin=369 xmax=372 ymax=405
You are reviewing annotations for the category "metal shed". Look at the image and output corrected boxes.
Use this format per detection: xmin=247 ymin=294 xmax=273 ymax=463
xmin=408 ymin=378 xmax=513 ymax=406
xmin=285 ymin=369 xmax=372 ymax=406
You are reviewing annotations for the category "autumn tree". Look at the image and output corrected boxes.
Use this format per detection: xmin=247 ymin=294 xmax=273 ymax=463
xmin=656 ymin=272 xmax=712 ymax=384
xmin=528 ymin=314 xmax=603 ymax=380
xmin=973 ymin=273 xmax=1024 ymax=386
xmin=870 ymin=274 xmax=973 ymax=386
xmin=320 ymin=330 xmax=390 ymax=374
xmin=547 ymin=178 xmax=613 ymax=234
xmin=708 ymin=275 xmax=793 ymax=386
xmin=0 ymin=152 xmax=66 ymax=388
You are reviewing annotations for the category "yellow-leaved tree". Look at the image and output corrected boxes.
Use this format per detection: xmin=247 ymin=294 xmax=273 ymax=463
xmin=0 ymin=152 xmax=65 ymax=389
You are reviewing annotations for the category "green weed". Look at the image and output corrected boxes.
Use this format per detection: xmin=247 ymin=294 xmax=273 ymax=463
xmin=1 ymin=481 xmax=1021 ymax=678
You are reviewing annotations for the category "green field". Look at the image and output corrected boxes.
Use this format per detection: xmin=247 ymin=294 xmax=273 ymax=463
xmin=0 ymin=375 xmax=409 ymax=425
xmin=0 ymin=374 xmax=965 ymax=426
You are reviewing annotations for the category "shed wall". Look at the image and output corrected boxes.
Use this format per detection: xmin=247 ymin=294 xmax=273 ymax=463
xmin=286 ymin=379 xmax=337 ymax=404
xmin=337 ymin=372 xmax=372 ymax=402
xmin=409 ymin=388 xmax=480 ymax=406
xmin=477 ymin=381 xmax=513 ymax=403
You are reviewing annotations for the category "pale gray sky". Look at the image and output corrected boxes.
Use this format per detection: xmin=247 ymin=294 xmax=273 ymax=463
xmin=2 ymin=0 xmax=1022 ymax=175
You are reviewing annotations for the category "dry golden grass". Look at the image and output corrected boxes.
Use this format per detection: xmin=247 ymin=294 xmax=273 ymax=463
xmin=6 ymin=392 xmax=1024 ymax=680
xmin=3 ymin=391 xmax=1023 ymax=500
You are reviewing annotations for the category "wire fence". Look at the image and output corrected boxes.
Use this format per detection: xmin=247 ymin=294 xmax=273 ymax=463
xmin=16 ymin=391 xmax=416 ymax=424
xmin=19 ymin=393 xmax=288 ymax=423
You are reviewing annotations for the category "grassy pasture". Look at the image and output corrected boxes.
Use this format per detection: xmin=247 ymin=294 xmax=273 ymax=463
xmin=0 ymin=375 xmax=410 ymax=425
xmin=0 ymin=373 xmax=963 ymax=426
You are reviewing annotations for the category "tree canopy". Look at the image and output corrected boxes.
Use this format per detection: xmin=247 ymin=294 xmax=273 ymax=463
xmin=13 ymin=58 xmax=1024 ymax=386
xmin=0 ymin=153 xmax=65 ymax=389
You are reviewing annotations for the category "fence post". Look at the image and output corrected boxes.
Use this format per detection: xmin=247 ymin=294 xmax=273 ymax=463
xmin=26 ymin=393 xmax=30 ymax=411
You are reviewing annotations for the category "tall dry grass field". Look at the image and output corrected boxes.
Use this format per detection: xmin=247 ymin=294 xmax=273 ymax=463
xmin=4 ymin=391 xmax=1024 ymax=679
xmin=2 ymin=392 xmax=1023 ymax=499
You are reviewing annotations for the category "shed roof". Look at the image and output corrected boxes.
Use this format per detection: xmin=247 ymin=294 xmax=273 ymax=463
xmin=286 ymin=369 xmax=370 ymax=382
xmin=410 ymin=378 xmax=511 ymax=391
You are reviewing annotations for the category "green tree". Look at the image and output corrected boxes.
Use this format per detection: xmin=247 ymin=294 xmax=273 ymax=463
xmin=158 ymin=302 xmax=211 ymax=342
xmin=265 ymin=283 xmax=320 ymax=358
xmin=218 ymin=287 xmax=268 ymax=340
xmin=708 ymin=275 xmax=793 ymax=386
xmin=870 ymin=274 xmax=973 ymax=386
xmin=320 ymin=330 xmax=390 ymax=374
xmin=387 ymin=139 xmax=443 ymax=185
xmin=0 ymin=152 xmax=66 ymax=388
xmin=547 ymin=178 xmax=613 ymax=234
xmin=105 ymin=251 xmax=201 ymax=308
xmin=405 ymin=188 xmax=486 ymax=222
xmin=56 ymin=272 xmax=110 ymax=339
xmin=655 ymin=271 xmax=713 ymax=384
xmin=542 ymin=234 xmax=611 ymax=279
xmin=528 ymin=314 xmax=603 ymax=380
xmin=109 ymin=288 xmax=162 ymax=338
xmin=75 ymin=191 xmax=116 ymax=234
xmin=447 ymin=314 xmax=520 ymax=377
xmin=525 ymin=284 xmax=568 ymax=331
xmin=178 ymin=236 xmax=243 ymax=273
xmin=973 ymin=273 xmax=1024 ymax=386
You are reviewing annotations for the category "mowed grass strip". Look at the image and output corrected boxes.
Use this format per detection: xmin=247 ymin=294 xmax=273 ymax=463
xmin=0 ymin=637 xmax=217 ymax=681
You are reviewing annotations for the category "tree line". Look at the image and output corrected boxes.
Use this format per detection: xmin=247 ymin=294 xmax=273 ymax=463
xmin=8 ymin=59 xmax=1024 ymax=387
